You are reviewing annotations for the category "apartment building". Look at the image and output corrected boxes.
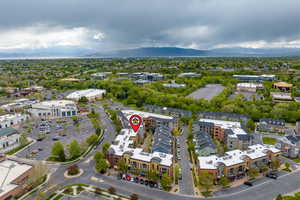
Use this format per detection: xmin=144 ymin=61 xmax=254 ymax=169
xmin=29 ymin=100 xmax=78 ymax=118
xmin=197 ymin=144 xmax=281 ymax=181
xmin=0 ymin=114 xmax=29 ymax=129
xmin=108 ymin=129 xmax=174 ymax=177
xmin=0 ymin=156 xmax=33 ymax=200
xmin=233 ymin=74 xmax=276 ymax=82
xmin=197 ymin=119 xmax=253 ymax=150
xmin=118 ymin=110 xmax=176 ymax=139
xmin=257 ymin=118 xmax=286 ymax=133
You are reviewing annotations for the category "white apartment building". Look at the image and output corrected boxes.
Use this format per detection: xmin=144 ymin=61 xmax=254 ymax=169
xmin=29 ymin=100 xmax=78 ymax=118
xmin=0 ymin=114 xmax=29 ymax=129
xmin=66 ymin=89 xmax=106 ymax=101
xmin=0 ymin=128 xmax=20 ymax=153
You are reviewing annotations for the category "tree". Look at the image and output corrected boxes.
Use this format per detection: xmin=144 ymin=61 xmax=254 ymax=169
xmin=20 ymin=133 xmax=29 ymax=146
xmin=78 ymin=96 xmax=89 ymax=104
xmin=275 ymin=194 xmax=283 ymax=200
xmin=248 ymin=168 xmax=259 ymax=179
xmin=69 ymin=140 xmax=81 ymax=159
xmin=259 ymin=165 xmax=269 ymax=175
xmin=271 ymin=159 xmax=281 ymax=171
xmin=285 ymin=162 xmax=291 ymax=170
xmin=198 ymin=172 xmax=214 ymax=192
xmin=94 ymin=152 xmax=105 ymax=162
xmin=35 ymin=191 xmax=45 ymax=200
xmin=219 ymin=176 xmax=230 ymax=188
xmin=102 ymin=142 xmax=111 ymax=156
xmin=27 ymin=162 xmax=48 ymax=189
xmin=146 ymin=170 xmax=159 ymax=182
xmin=86 ymin=133 xmax=99 ymax=145
xmin=51 ymin=141 xmax=65 ymax=161
xmin=246 ymin=120 xmax=255 ymax=132
xmin=130 ymin=193 xmax=139 ymax=200
xmin=67 ymin=164 xmax=80 ymax=175
xmin=160 ymin=173 xmax=172 ymax=191
xmin=95 ymin=127 xmax=102 ymax=136
xmin=117 ymin=158 xmax=128 ymax=173
xmin=95 ymin=158 xmax=109 ymax=174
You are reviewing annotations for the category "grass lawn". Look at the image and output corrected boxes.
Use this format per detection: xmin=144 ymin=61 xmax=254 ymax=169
xmin=262 ymin=137 xmax=277 ymax=145
xmin=5 ymin=141 xmax=33 ymax=155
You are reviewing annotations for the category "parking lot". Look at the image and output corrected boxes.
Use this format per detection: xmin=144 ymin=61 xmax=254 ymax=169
xmin=16 ymin=114 xmax=95 ymax=160
xmin=187 ymin=84 xmax=225 ymax=100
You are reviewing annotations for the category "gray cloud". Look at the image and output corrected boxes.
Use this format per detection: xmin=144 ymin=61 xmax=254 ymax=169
xmin=0 ymin=0 xmax=299 ymax=51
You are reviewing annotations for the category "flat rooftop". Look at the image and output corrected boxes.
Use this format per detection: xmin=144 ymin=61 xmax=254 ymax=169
xmin=121 ymin=110 xmax=173 ymax=120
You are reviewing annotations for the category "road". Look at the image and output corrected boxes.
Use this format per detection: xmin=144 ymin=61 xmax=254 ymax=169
xmin=178 ymin=127 xmax=194 ymax=195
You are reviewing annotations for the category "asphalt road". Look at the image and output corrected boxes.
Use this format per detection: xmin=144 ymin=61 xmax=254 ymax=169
xmin=178 ymin=127 xmax=194 ymax=195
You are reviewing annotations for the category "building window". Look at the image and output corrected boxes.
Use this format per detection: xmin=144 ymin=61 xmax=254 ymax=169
xmin=62 ymin=112 xmax=66 ymax=116
xmin=72 ymin=111 xmax=76 ymax=115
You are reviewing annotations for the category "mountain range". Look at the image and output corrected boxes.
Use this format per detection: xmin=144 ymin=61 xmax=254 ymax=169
xmin=0 ymin=47 xmax=300 ymax=58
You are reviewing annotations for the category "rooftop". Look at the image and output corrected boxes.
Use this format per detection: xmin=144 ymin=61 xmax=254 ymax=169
xmin=66 ymin=89 xmax=106 ymax=99
xmin=0 ymin=159 xmax=32 ymax=196
xmin=121 ymin=110 xmax=174 ymax=120
xmin=237 ymin=83 xmax=263 ymax=88
xmin=32 ymin=100 xmax=77 ymax=109
xmin=198 ymin=144 xmax=280 ymax=170
xmin=0 ymin=113 xmax=27 ymax=122
xmin=273 ymin=82 xmax=293 ymax=88
xmin=0 ymin=128 xmax=17 ymax=137
xmin=109 ymin=129 xmax=173 ymax=166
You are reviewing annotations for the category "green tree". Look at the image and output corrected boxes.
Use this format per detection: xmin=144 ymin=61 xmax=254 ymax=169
xmin=160 ymin=173 xmax=172 ymax=191
xmin=51 ymin=142 xmax=65 ymax=161
xmin=95 ymin=159 xmax=109 ymax=173
xmin=27 ymin=162 xmax=48 ymax=189
xmin=78 ymin=96 xmax=89 ymax=104
xmin=271 ymin=159 xmax=281 ymax=171
xmin=95 ymin=127 xmax=102 ymax=136
xmin=248 ymin=168 xmax=259 ymax=179
xmin=219 ymin=176 xmax=230 ymax=188
xmin=86 ymin=133 xmax=99 ymax=145
xmin=20 ymin=133 xmax=29 ymax=146
xmin=102 ymin=142 xmax=111 ymax=156
xmin=94 ymin=152 xmax=105 ymax=162
xmin=117 ymin=158 xmax=128 ymax=173
xmin=69 ymin=140 xmax=81 ymax=159
xmin=198 ymin=172 xmax=214 ymax=192
xmin=275 ymin=194 xmax=283 ymax=200
xmin=246 ymin=120 xmax=255 ymax=132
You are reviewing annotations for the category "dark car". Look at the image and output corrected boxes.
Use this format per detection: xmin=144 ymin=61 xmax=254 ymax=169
xmin=52 ymin=137 xmax=59 ymax=141
xmin=266 ymin=172 xmax=278 ymax=179
xmin=134 ymin=177 xmax=139 ymax=183
xmin=244 ymin=180 xmax=254 ymax=186
xmin=145 ymin=180 xmax=149 ymax=186
xmin=140 ymin=179 xmax=144 ymax=184
xmin=117 ymin=173 xmax=122 ymax=180
xmin=37 ymin=138 xmax=44 ymax=141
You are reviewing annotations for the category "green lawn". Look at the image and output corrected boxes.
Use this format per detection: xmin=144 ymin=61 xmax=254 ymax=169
xmin=262 ymin=137 xmax=277 ymax=145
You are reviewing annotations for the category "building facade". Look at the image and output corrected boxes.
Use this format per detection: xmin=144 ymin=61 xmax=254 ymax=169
xmin=66 ymin=89 xmax=106 ymax=102
xmin=197 ymin=144 xmax=281 ymax=181
xmin=0 ymin=128 xmax=20 ymax=153
xmin=29 ymin=100 xmax=78 ymax=118
xmin=0 ymin=114 xmax=29 ymax=129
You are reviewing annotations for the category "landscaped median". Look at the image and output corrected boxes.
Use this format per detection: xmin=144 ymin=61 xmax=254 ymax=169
xmin=46 ymin=184 xmax=140 ymax=200
xmin=46 ymin=129 xmax=104 ymax=165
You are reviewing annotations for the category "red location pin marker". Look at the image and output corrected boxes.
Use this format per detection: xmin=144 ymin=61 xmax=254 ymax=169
xmin=129 ymin=114 xmax=143 ymax=132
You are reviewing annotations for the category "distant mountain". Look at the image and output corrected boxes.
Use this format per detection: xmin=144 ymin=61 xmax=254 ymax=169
xmin=89 ymin=47 xmax=210 ymax=57
xmin=0 ymin=46 xmax=300 ymax=58
xmin=89 ymin=47 xmax=300 ymax=58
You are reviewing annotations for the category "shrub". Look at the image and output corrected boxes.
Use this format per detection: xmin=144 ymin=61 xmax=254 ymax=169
xmin=67 ymin=164 xmax=80 ymax=176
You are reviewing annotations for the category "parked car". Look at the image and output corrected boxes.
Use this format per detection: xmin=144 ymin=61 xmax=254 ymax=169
xmin=266 ymin=172 xmax=278 ymax=179
xmin=52 ymin=137 xmax=59 ymax=141
xmin=244 ymin=180 xmax=255 ymax=186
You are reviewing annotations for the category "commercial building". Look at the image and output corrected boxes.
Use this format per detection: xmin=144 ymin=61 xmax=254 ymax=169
xmin=29 ymin=100 xmax=78 ymax=118
xmin=257 ymin=118 xmax=286 ymax=133
xmin=197 ymin=119 xmax=253 ymax=150
xmin=1 ymin=99 xmax=37 ymax=112
xmin=197 ymin=110 xmax=250 ymax=122
xmin=132 ymin=72 xmax=164 ymax=81
xmin=236 ymin=83 xmax=263 ymax=92
xmin=273 ymin=82 xmax=293 ymax=92
xmin=163 ymin=83 xmax=186 ymax=88
xmin=271 ymin=92 xmax=293 ymax=102
xmin=108 ymin=129 xmax=174 ymax=177
xmin=0 ymin=114 xmax=29 ymax=129
xmin=144 ymin=105 xmax=192 ymax=118
xmin=233 ymin=74 xmax=276 ymax=82
xmin=197 ymin=144 xmax=281 ymax=181
xmin=61 ymin=78 xmax=81 ymax=82
xmin=177 ymin=72 xmax=200 ymax=78
xmin=91 ymin=72 xmax=112 ymax=80
xmin=0 ymin=156 xmax=33 ymax=200
xmin=66 ymin=89 xmax=106 ymax=102
xmin=133 ymin=79 xmax=151 ymax=85
xmin=0 ymin=128 xmax=20 ymax=153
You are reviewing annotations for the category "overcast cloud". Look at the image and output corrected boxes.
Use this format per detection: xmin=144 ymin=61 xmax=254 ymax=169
xmin=0 ymin=0 xmax=299 ymax=52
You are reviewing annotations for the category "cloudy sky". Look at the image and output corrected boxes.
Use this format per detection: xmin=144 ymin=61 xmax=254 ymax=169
xmin=0 ymin=0 xmax=300 ymax=53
